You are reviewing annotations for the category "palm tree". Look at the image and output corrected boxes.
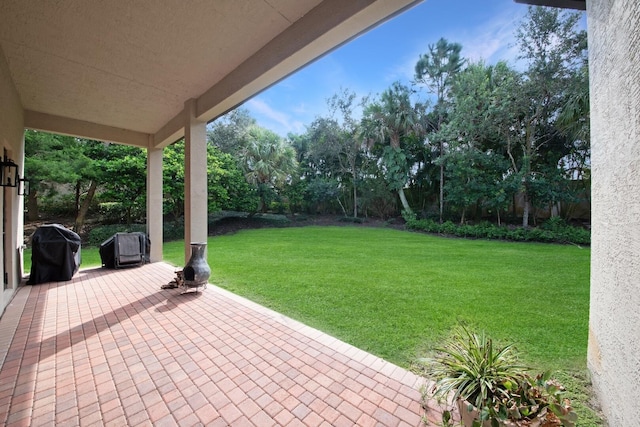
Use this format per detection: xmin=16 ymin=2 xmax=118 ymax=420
xmin=414 ymin=37 xmax=465 ymax=223
xmin=238 ymin=126 xmax=298 ymax=212
xmin=362 ymin=82 xmax=425 ymax=214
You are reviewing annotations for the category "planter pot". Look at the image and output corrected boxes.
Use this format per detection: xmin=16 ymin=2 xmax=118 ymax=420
xmin=457 ymin=399 xmax=547 ymax=427
xmin=183 ymin=242 xmax=211 ymax=290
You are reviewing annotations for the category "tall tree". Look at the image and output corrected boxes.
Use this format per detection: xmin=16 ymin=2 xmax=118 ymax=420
xmin=306 ymin=117 xmax=349 ymax=215
xmin=207 ymin=143 xmax=259 ymax=213
xmin=307 ymin=89 xmax=372 ymax=218
xmin=24 ymin=131 xmax=76 ymax=221
xmin=362 ymin=82 xmax=426 ymax=215
xmin=414 ymin=38 xmax=465 ymax=222
xmin=73 ymin=140 xmax=105 ymax=232
xmin=238 ymin=126 xmax=298 ymax=212
xmin=162 ymin=142 xmax=186 ymax=220
xmin=24 ymin=131 xmax=98 ymax=231
xmin=207 ymin=107 xmax=256 ymax=156
xmin=440 ymin=61 xmax=519 ymax=225
xmin=513 ymin=6 xmax=587 ymax=227
xmin=415 ymin=38 xmax=464 ymax=105
xmin=328 ymin=90 xmax=367 ymax=218
xmin=557 ymin=63 xmax=590 ymax=182
xmin=97 ymin=144 xmax=147 ymax=225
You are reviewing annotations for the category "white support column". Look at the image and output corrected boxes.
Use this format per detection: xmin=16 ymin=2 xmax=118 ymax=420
xmin=146 ymin=145 xmax=163 ymax=262
xmin=587 ymin=1 xmax=640 ymax=425
xmin=184 ymin=99 xmax=208 ymax=263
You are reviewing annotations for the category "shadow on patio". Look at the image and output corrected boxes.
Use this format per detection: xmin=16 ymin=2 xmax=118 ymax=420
xmin=0 ymin=262 xmax=441 ymax=426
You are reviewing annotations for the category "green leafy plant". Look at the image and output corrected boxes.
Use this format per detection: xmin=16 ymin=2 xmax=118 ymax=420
xmin=404 ymin=217 xmax=590 ymax=245
xmin=421 ymin=325 xmax=577 ymax=426
xmin=86 ymin=224 xmax=147 ymax=246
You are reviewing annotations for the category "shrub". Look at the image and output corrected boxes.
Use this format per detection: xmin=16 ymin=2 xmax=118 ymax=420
xmin=39 ymin=193 xmax=78 ymax=217
xmin=405 ymin=216 xmax=590 ymax=245
xmin=421 ymin=325 xmax=577 ymax=427
xmin=163 ymin=220 xmax=184 ymax=242
xmin=338 ymin=216 xmax=365 ymax=224
xmin=86 ymin=220 xmax=185 ymax=247
xmin=86 ymin=224 xmax=146 ymax=246
xmin=440 ymin=221 xmax=458 ymax=235
xmin=98 ymin=202 xmax=126 ymax=224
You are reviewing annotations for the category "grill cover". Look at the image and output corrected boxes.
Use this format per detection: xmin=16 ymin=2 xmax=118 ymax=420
xmin=99 ymin=232 xmax=149 ymax=269
xmin=27 ymin=224 xmax=81 ymax=285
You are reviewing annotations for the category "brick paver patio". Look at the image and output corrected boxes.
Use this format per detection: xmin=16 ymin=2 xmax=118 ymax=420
xmin=0 ymin=262 xmax=440 ymax=426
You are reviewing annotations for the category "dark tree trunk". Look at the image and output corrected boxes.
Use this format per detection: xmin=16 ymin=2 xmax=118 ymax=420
xmin=74 ymin=182 xmax=81 ymax=217
xmin=439 ymin=141 xmax=444 ymax=224
xmin=27 ymin=190 xmax=39 ymax=221
xmin=75 ymin=180 xmax=97 ymax=233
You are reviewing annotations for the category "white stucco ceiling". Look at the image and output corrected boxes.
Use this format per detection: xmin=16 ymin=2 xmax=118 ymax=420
xmin=0 ymin=0 xmax=421 ymax=148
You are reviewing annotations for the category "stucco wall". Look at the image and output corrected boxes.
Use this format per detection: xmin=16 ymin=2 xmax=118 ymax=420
xmin=587 ymin=1 xmax=640 ymax=425
xmin=0 ymin=46 xmax=25 ymax=315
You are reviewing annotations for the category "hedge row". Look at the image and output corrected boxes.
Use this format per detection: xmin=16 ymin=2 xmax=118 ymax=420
xmin=404 ymin=217 xmax=590 ymax=245
xmin=85 ymin=212 xmax=291 ymax=247
xmin=86 ymin=215 xmax=590 ymax=247
xmin=86 ymin=224 xmax=146 ymax=246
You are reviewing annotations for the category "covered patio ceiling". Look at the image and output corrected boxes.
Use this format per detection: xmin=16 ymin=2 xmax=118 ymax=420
xmin=514 ymin=0 xmax=585 ymax=10
xmin=0 ymin=0 xmax=421 ymax=149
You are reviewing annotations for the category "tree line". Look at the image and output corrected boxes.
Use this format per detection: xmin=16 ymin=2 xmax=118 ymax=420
xmin=25 ymin=6 xmax=589 ymax=233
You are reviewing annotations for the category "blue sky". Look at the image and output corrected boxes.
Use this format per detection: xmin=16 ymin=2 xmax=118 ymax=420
xmin=243 ymin=0 xmax=582 ymax=137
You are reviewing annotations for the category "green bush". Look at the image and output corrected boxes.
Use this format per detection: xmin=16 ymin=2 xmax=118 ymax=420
xmin=163 ymin=220 xmax=184 ymax=242
xmin=338 ymin=216 xmax=366 ymax=224
xmin=39 ymin=193 xmax=79 ymax=217
xmin=440 ymin=221 xmax=458 ymax=235
xmin=86 ymin=220 xmax=185 ymax=246
xmin=405 ymin=217 xmax=590 ymax=245
xmin=98 ymin=202 xmax=126 ymax=223
xmin=86 ymin=224 xmax=146 ymax=246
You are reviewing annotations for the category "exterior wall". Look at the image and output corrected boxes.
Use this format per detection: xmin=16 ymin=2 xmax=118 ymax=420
xmin=0 ymin=46 xmax=25 ymax=315
xmin=587 ymin=1 xmax=640 ymax=425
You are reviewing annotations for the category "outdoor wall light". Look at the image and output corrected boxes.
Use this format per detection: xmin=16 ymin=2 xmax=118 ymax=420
xmin=0 ymin=155 xmax=18 ymax=188
xmin=18 ymin=178 xmax=30 ymax=196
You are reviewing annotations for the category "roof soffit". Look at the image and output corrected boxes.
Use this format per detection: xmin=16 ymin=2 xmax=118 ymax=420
xmin=0 ymin=0 xmax=421 ymax=147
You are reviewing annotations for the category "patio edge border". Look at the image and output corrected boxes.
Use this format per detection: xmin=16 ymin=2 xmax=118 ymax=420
xmin=203 ymin=275 xmax=426 ymax=391
xmin=0 ymin=285 xmax=31 ymax=368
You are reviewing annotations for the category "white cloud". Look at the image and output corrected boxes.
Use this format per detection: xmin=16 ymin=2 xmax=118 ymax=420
xmin=386 ymin=54 xmax=420 ymax=85
xmin=247 ymin=98 xmax=287 ymax=124
xmin=454 ymin=8 xmax=526 ymax=67
xmin=394 ymin=5 xmax=527 ymax=83
xmin=245 ymin=98 xmax=306 ymax=136
xmin=386 ymin=7 xmax=526 ymax=90
xmin=292 ymin=102 xmax=310 ymax=115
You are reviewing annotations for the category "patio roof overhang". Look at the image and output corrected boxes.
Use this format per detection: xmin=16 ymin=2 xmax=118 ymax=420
xmin=0 ymin=0 xmax=421 ymax=149
xmin=514 ymin=0 xmax=586 ymax=10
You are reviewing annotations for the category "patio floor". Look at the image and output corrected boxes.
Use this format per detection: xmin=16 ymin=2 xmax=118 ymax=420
xmin=0 ymin=262 xmax=441 ymax=426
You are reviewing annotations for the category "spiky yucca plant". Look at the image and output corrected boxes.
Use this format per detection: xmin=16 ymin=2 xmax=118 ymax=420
xmin=429 ymin=326 xmax=528 ymax=413
xmin=422 ymin=325 xmax=576 ymax=427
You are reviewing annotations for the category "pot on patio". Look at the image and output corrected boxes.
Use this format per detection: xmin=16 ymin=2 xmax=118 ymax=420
xmin=183 ymin=242 xmax=211 ymax=292
xmin=423 ymin=325 xmax=577 ymax=427
xmin=457 ymin=399 xmax=547 ymax=427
